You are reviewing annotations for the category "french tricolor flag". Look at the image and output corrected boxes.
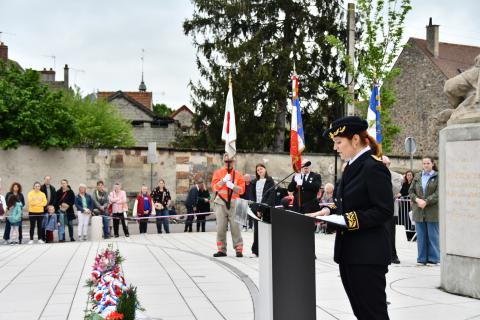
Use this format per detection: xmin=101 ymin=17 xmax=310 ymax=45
xmin=290 ymin=73 xmax=305 ymax=172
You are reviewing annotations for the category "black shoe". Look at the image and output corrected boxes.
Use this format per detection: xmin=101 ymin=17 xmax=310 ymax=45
xmin=392 ymin=257 xmax=401 ymax=264
xmin=213 ymin=251 xmax=227 ymax=257
xmin=114 ymin=235 xmax=119 ymax=238
xmin=236 ymin=252 xmax=243 ymax=258
xmin=125 ymin=234 xmax=129 ymax=237
xmin=70 ymin=238 xmax=75 ymax=242
xmin=59 ymin=240 xmax=65 ymax=243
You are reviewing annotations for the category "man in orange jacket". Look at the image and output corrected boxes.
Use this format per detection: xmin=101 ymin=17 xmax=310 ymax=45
xmin=211 ymin=153 xmax=246 ymax=257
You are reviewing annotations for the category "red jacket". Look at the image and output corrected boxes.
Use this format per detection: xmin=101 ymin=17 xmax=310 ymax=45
xmin=135 ymin=194 xmax=153 ymax=217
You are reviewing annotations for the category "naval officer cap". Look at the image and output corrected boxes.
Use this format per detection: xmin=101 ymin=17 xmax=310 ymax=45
xmin=323 ymin=116 xmax=368 ymax=140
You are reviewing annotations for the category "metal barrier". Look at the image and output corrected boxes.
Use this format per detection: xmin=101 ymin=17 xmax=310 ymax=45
xmin=395 ymin=197 xmax=416 ymax=241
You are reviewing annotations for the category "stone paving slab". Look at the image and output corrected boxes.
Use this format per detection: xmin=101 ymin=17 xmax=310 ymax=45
xmin=0 ymin=224 xmax=479 ymax=319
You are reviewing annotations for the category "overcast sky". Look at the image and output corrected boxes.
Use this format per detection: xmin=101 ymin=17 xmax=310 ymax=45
xmin=1 ymin=0 xmax=479 ymax=110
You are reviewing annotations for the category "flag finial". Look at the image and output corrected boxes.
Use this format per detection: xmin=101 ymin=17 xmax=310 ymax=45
xmin=228 ymin=72 xmax=232 ymax=89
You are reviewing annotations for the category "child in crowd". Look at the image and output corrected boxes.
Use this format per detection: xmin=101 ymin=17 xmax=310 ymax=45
xmin=43 ymin=205 xmax=58 ymax=243
xmin=57 ymin=203 xmax=67 ymax=242
xmin=7 ymin=195 xmax=23 ymax=244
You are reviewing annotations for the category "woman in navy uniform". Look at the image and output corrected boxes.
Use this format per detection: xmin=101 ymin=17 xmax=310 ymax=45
xmin=308 ymin=116 xmax=393 ymax=320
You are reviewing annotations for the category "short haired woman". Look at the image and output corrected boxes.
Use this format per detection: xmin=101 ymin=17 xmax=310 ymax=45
xmin=75 ymin=184 xmax=94 ymax=241
xmin=132 ymin=185 xmax=154 ymax=234
xmin=108 ymin=183 xmax=129 ymax=237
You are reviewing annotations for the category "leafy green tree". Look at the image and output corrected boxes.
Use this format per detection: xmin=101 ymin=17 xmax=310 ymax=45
xmin=0 ymin=61 xmax=135 ymax=149
xmin=153 ymin=103 xmax=174 ymax=117
xmin=0 ymin=62 xmax=78 ymax=149
xmin=183 ymin=0 xmax=346 ymax=152
xmin=326 ymin=0 xmax=411 ymax=153
xmin=66 ymin=91 xmax=136 ymax=148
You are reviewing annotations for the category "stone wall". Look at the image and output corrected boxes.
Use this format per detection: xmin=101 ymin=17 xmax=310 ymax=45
xmin=390 ymin=38 xmax=449 ymax=157
xmin=0 ymin=146 xmax=424 ymax=211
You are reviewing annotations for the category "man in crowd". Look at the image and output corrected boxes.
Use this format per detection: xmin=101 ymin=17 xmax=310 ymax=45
xmin=92 ymin=180 xmax=110 ymax=239
xmin=41 ymin=175 xmax=56 ymax=212
xmin=211 ymin=153 xmax=245 ymax=257
xmin=382 ymin=155 xmax=404 ymax=264
xmin=185 ymin=178 xmax=202 ymax=232
xmin=288 ymin=159 xmax=322 ymax=214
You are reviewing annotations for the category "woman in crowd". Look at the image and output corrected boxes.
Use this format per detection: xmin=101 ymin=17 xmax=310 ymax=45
xmin=400 ymin=170 xmax=414 ymax=198
xmin=108 ymin=183 xmax=129 ymax=237
xmin=249 ymin=163 xmax=275 ymax=257
xmin=27 ymin=182 xmax=48 ymax=244
xmin=320 ymin=183 xmax=335 ymax=203
xmin=133 ymin=185 xmax=154 ymax=234
xmin=196 ymin=180 xmax=210 ymax=232
xmin=308 ymin=116 xmax=393 ymax=319
xmin=55 ymin=179 xmax=76 ymax=242
xmin=409 ymin=157 xmax=439 ymax=265
xmin=151 ymin=179 xmax=172 ymax=234
xmin=4 ymin=182 xmax=25 ymax=244
xmin=6 ymin=194 xmax=23 ymax=244
xmin=75 ymin=184 xmax=94 ymax=241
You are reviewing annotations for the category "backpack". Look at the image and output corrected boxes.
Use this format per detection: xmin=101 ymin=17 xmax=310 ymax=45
xmin=8 ymin=202 xmax=23 ymax=224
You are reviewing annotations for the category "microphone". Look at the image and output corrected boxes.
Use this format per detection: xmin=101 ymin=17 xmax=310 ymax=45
xmin=302 ymin=161 xmax=311 ymax=168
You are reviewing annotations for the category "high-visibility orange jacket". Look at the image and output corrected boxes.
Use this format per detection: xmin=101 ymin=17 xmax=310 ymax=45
xmin=211 ymin=167 xmax=245 ymax=202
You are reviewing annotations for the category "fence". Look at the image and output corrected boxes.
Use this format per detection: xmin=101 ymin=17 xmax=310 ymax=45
xmin=396 ymin=197 xmax=416 ymax=241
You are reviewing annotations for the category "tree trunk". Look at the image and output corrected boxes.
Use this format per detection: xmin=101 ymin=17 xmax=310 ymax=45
xmin=274 ymin=100 xmax=287 ymax=152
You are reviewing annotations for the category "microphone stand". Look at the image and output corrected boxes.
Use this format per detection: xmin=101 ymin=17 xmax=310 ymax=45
xmin=262 ymin=170 xmax=297 ymax=199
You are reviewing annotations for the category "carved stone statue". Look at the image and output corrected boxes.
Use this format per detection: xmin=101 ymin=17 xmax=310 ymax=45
xmin=441 ymin=54 xmax=480 ymax=124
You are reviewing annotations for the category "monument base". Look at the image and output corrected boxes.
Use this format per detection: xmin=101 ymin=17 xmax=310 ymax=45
xmin=439 ymin=122 xmax=480 ymax=299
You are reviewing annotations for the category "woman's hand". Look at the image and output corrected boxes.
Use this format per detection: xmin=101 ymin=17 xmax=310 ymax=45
xmin=306 ymin=208 xmax=330 ymax=217
xmin=416 ymin=198 xmax=427 ymax=209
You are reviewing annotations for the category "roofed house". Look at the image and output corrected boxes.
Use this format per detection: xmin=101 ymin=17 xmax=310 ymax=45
xmin=97 ymin=79 xmax=176 ymax=147
xmin=390 ymin=18 xmax=480 ymax=156
xmin=171 ymin=105 xmax=195 ymax=136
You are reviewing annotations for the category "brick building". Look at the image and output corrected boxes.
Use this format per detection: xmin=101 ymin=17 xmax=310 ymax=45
xmin=390 ymin=19 xmax=480 ymax=156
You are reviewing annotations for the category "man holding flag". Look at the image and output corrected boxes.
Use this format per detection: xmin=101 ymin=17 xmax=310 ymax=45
xmin=287 ymin=71 xmax=321 ymax=214
xmin=211 ymin=74 xmax=246 ymax=258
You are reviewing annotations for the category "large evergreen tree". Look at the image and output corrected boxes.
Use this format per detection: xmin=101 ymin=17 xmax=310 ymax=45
xmin=183 ymin=0 xmax=346 ymax=152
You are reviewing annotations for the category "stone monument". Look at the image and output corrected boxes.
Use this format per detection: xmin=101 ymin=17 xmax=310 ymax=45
xmin=439 ymin=54 xmax=480 ymax=298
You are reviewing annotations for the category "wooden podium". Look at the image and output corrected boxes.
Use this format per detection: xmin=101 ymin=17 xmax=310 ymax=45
xmin=258 ymin=207 xmax=316 ymax=320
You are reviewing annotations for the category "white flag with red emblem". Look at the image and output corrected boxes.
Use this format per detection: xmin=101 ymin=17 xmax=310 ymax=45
xmin=222 ymin=79 xmax=237 ymax=159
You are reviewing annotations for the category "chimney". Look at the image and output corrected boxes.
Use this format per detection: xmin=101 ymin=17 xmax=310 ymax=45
xmin=40 ymin=68 xmax=56 ymax=82
xmin=426 ymin=17 xmax=439 ymax=58
xmin=0 ymin=42 xmax=8 ymax=63
xmin=64 ymin=64 xmax=69 ymax=89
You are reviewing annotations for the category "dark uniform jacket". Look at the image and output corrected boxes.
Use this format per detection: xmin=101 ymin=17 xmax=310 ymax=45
xmin=288 ymin=171 xmax=322 ymax=214
xmin=332 ymin=151 xmax=393 ymax=265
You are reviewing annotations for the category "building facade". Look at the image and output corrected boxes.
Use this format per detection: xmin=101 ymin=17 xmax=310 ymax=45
xmin=390 ymin=19 xmax=480 ymax=156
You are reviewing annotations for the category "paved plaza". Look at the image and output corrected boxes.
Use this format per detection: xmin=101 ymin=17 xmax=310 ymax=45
xmin=0 ymin=224 xmax=479 ymax=320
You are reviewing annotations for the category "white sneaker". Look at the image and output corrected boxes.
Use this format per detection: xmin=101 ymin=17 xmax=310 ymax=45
xmin=38 ymin=239 xmax=45 ymax=244
xmin=28 ymin=240 xmax=34 ymax=244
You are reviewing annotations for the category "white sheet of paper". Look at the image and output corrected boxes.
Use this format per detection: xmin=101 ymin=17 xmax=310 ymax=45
xmin=316 ymin=214 xmax=347 ymax=227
